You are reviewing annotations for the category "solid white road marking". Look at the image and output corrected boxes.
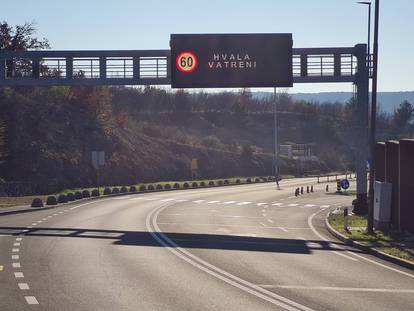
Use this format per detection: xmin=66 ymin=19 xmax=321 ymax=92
xmin=148 ymin=204 xmax=315 ymax=311
xmin=12 ymin=255 xmax=19 ymax=260
xmin=25 ymin=296 xmax=39 ymax=305
xmin=222 ymin=201 xmax=237 ymax=204
xmin=145 ymin=198 xmax=160 ymax=201
xmin=12 ymin=262 xmax=21 ymax=268
xmin=14 ymin=272 xmax=24 ymax=278
xmin=18 ymin=283 xmax=29 ymax=290
xmin=258 ymin=285 xmax=414 ymax=293
xmin=157 ymin=222 xmax=310 ymax=230
xmin=174 ymin=199 xmax=188 ymax=202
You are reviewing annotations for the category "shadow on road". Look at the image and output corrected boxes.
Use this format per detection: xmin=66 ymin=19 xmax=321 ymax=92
xmin=0 ymin=226 xmax=361 ymax=255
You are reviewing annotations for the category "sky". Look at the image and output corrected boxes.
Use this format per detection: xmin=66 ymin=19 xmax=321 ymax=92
xmin=2 ymin=0 xmax=413 ymax=93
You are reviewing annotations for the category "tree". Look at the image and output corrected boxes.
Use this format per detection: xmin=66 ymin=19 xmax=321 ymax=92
xmin=0 ymin=21 xmax=50 ymax=77
xmin=393 ymin=100 xmax=414 ymax=138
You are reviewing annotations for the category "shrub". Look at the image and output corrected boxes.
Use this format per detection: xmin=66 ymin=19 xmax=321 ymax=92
xmin=103 ymin=188 xmax=111 ymax=195
xmin=120 ymin=186 xmax=128 ymax=193
xmin=148 ymin=185 xmax=155 ymax=191
xmin=261 ymin=177 xmax=268 ymax=182
xmin=139 ymin=185 xmax=146 ymax=192
xmin=255 ymin=178 xmax=260 ymax=183
xmin=173 ymin=183 xmax=180 ymax=189
xmin=82 ymin=190 xmax=90 ymax=198
xmin=57 ymin=194 xmax=67 ymax=203
xmin=75 ymin=191 xmax=83 ymax=200
xmin=46 ymin=196 xmax=57 ymax=205
xmin=224 ymin=180 xmax=229 ymax=185
xmin=112 ymin=188 xmax=120 ymax=194
xmin=129 ymin=185 xmax=137 ymax=193
xmin=208 ymin=181 xmax=215 ymax=186
xmin=31 ymin=198 xmax=43 ymax=208
xmin=218 ymin=180 xmax=224 ymax=186
xmin=192 ymin=182 xmax=198 ymax=188
xmin=246 ymin=178 xmax=252 ymax=183
xmin=66 ymin=193 xmax=75 ymax=201
xmin=91 ymin=189 xmax=100 ymax=197
xmin=236 ymin=179 xmax=241 ymax=184
xmin=200 ymin=181 xmax=206 ymax=187
xmin=156 ymin=184 xmax=163 ymax=190
xmin=164 ymin=184 xmax=171 ymax=190
xmin=183 ymin=182 xmax=189 ymax=189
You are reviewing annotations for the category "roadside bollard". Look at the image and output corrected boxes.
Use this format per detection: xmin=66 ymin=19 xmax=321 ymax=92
xmin=317 ymin=176 xmax=320 ymax=183
xmin=310 ymin=185 xmax=313 ymax=193
xmin=301 ymin=187 xmax=304 ymax=194
xmin=336 ymin=181 xmax=341 ymax=193
xmin=344 ymin=207 xmax=349 ymax=232
xmin=295 ymin=188 xmax=300 ymax=197
xmin=326 ymin=184 xmax=329 ymax=192
xmin=306 ymin=186 xmax=309 ymax=193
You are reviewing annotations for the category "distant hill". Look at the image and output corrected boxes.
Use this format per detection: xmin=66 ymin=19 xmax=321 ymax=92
xmin=254 ymin=91 xmax=414 ymax=113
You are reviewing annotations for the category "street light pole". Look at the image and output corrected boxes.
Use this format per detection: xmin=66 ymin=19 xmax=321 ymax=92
xmin=273 ymin=87 xmax=280 ymax=189
xmin=367 ymin=0 xmax=380 ymax=234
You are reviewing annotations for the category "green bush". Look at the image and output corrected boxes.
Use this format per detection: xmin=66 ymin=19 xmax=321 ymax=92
xmin=112 ymin=188 xmax=120 ymax=194
xmin=236 ymin=179 xmax=241 ymax=184
xmin=120 ymin=186 xmax=128 ymax=193
xmin=173 ymin=183 xmax=180 ymax=189
xmin=31 ymin=198 xmax=43 ymax=208
xmin=46 ymin=196 xmax=57 ymax=205
xmin=164 ymin=184 xmax=171 ymax=190
xmin=82 ymin=190 xmax=90 ymax=198
xmin=255 ymin=178 xmax=260 ymax=183
xmin=261 ymin=177 xmax=267 ymax=182
xmin=246 ymin=178 xmax=252 ymax=183
xmin=183 ymin=182 xmax=189 ymax=189
xmin=129 ymin=185 xmax=137 ymax=192
xmin=200 ymin=181 xmax=206 ymax=187
xmin=208 ymin=181 xmax=215 ymax=186
xmin=192 ymin=182 xmax=198 ymax=188
xmin=224 ymin=180 xmax=229 ymax=185
xmin=218 ymin=180 xmax=224 ymax=186
xmin=103 ymin=188 xmax=111 ymax=195
xmin=156 ymin=184 xmax=163 ymax=190
xmin=139 ymin=185 xmax=146 ymax=192
xmin=91 ymin=189 xmax=100 ymax=197
xmin=75 ymin=191 xmax=83 ymax=200
xmin=66 ymin=192 xmax=75 ymax=201
xmin=148 ymin=185 xmax=155 ymax=191
xmin=58 ymin=194 xmax=67 ymax=203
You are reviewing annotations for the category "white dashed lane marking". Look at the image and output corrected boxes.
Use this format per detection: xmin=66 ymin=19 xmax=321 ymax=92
xmin=13 ymin=243 xmax=20 ymax=246
xmin=12 ymin=255 xmax=19 ymax=260
xmin=12 ymin=248 xmax=19 ymax=252
xmin=12 ymin=263 xmax=21 ymax=268
xmin=14 ymin=272 xmax=24 ymax=278
xmin=192 ymin=200 xmax=205 ymax=204
xmin=272 ymin=203 xmax=283 ymax=206
xmin=237 ymin=202 xmax=252 ymax=205
xmin=288 ymin=204 xmax=299 ymax=207
xmin=18 ymin=283 xmax=29 ymax=290
xmin=207 ymin=201 xmax=220 ymax=204
xmin=222 ymin=201 xmax=236 ymax=204
xmin=25 ymin=296 xmax=39 ymax=305
xmin=257 ymin=203 xmax=268 ymax=206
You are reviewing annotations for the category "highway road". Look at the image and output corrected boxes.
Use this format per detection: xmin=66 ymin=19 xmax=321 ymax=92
xmin=0 ymin=177 xmax=413 ymax=310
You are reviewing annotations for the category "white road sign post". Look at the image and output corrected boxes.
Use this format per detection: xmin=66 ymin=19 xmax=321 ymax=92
xmin=92 ymin=151 xmax=105 ymax=193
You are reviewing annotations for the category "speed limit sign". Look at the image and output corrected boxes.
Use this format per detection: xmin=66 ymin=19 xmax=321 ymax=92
xmin=176 ymin=51 xmax=198 ymax=73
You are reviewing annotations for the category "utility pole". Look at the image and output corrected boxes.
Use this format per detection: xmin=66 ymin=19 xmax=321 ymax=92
xmin=368 ymin=0 xmax=380 ymax=234
xmin=273 ymin=87 xmax=280 ymax=189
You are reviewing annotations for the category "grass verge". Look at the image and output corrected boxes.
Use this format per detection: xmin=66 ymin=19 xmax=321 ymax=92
xmin=328 ymin=213 xmax=414 ymax=262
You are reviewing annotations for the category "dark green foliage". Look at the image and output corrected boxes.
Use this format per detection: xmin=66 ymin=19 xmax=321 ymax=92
xmin=183 ymin=182 xmax=189 ymax=189
xmin=255 ymin=178 xmax=260 ymax=183
xmin=164 ymin=184 xmax=171 ymax=190
xmin=139 ymin=185 xmax=147 ymax=192
xmin=129 ymin=185 xmax=137 ymax=192
xmin=208 ymin=181 xmax=215 ymax=186
xmin=120 ymin=186 xmax=128 ymax=193
xmin=75 ymin=191 xmax=83 ymax=200
xmin=57 ymin=194 xmax=67 ymax=203
xmin=200 ymin=181 xmax=206 ymax=187
xmin=218 ymin=180 xmax=223 ymax=186
xmin=261 ymin=177 xmax=267 ymax=182
xmin=31 ymin=198 xmax=43 ymax=208
xmin=46 ymin=196 xmax=57 ymax=205
xmin=147 ymin=185 xmax=155 ymax=191
xmin=173 ymin=183 xmax=180 ymax=189
xmin=246 ymin=178 xmax=252 ymax=183
xmin=103 ymin=188 xmax=111 ymax=195
xmin=236 ymin=179 xmax=241 ymax=184
xmin=82 ymin=190 xmax=90 ymax=198
xmin=112 ymin=188 xmax=120 ymax=194
xmin=66 ymin=192 xmax=75 ymax=201
xmin=224 ymin=180 xmax=229 ymax=185
xmin=156 ymin=184 xmax=163 ymax=190
xmin=192 ymin=182 xmax=198 ymax=188
xmin=91 ymin=189 xmax=100 ymax=197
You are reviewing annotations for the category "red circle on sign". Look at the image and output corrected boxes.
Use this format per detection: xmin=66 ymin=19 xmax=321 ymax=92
xmin=176 ymin=51 xmax=198 ymax=73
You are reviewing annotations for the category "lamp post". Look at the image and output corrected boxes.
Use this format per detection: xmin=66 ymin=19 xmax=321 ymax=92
xmin=357 ymin=2 xmax=371 ymax=66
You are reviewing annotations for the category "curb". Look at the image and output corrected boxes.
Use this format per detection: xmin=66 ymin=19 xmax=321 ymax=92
xmin=325 ymin=213 xmax=414 ymax=271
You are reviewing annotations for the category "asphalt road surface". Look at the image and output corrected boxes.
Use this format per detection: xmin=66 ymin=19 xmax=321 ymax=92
xmin=1 ymin=177 xmax=413 ymax=310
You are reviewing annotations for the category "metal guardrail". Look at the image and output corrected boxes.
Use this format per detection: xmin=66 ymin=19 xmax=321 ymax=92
xmin=0 ymin=46 xmax=371 ymax=86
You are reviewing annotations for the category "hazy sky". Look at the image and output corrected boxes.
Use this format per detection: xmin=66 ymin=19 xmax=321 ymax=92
xmin=2 ymin=0 xmax=413 ymax=93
